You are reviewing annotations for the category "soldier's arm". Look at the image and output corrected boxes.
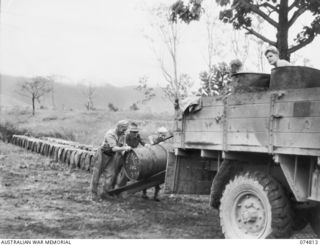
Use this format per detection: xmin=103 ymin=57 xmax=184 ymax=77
xmin=105 ymin=133 xmax=131 ymax=152
xmin=112 ymin=145 xmax=131 ymax=152
xmin=138 ymin=134 xmax=146 ymax=146
xmin=148 ymin=135 xmax=155 ymax=144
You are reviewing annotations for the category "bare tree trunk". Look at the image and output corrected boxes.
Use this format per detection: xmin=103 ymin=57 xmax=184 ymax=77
xmin=277 ymin=0 xmax=290 ymax=61
xmin=172 ymin=27 xmax=179 ymax=103
xmin=83 ymin=83 xmax=95 ymax=111
xmin=32 ymin=95 xmax=35 ymax=116
xmin=51 ymin=82 xmax=55 ymax=109
xmin=257 ymin=40 xmax=265 ymax=72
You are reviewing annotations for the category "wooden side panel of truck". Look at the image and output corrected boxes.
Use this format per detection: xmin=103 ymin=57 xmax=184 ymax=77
xmin=174 ymin=87 xmax=320 ymax=156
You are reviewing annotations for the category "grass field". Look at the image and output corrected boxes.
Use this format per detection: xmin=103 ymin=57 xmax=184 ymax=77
xmin=0 ymin=108 xmax=174 ymax=146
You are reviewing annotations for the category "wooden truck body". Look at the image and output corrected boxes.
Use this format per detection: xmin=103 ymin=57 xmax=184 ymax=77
xmin=165 ymin=66 xmax=320 ymax=238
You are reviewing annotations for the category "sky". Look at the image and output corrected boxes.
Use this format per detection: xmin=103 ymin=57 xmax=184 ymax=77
xmin=0 ymin=0 xmax=319 ymax=87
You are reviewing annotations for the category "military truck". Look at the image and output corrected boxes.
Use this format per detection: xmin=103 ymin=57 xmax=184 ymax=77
xmin=164 ymin=66 xmax=320 ymax=238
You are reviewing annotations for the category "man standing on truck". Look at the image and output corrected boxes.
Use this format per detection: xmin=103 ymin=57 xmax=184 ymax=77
xmin=265 ymin=47 xmax=291 ymax=67
xmin=230 ymin=59 xmax=243 ymax=75
xmin=90 ymin=120 xmax=131 ymax=201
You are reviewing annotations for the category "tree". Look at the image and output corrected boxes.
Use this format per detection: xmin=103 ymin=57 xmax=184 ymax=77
xmin=108 ymin=103 xmax=118 ymax=112
xmin=83 ymin=83 xmax=96 ymax=111
xmin=145 ymin=3 xmax=194 ymax=105
xmin=163 ymin=73 xmax=194 ymax=102
xmin=170 ymin=0 xmax=320 ymax=61
xmin=129 ymin=103 xmax=139 ymax=111
xmin=46 ymin=75 xmax=57 ymax=109
xmin=250 ymin=16 xmax=268 ymax=72
xmin=17 ymin=76 xmax=52 ymax=115
xmin=135 ymin=76 xmax=156 ymax=104
xmin=230 ymin=29 xmax=250 ymax=66
xmin=202 ymin=0 xmax=224 ymax=70
xmin=200 ymin=62 xmax=231 ymax=96
xmin=198 ymin=1 xmax=248 ymax=96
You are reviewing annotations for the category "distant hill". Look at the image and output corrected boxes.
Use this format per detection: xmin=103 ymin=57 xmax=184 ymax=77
xmin=0 ymin=74 xmax=172 ymax=113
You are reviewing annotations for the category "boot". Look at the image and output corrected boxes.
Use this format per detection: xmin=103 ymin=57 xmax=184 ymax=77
xmin=142 ymin=189 xmax=149 ymax=199
xmin=153 ymin=185 xmax=160 ymax=202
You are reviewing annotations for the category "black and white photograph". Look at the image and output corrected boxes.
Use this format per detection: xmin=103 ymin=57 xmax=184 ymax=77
xmin=0 ymin=0 xmax=320 ymax=241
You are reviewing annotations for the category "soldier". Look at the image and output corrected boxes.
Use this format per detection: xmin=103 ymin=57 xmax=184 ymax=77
xmin=148 ymin=127 xmax=170 ymax=145
xmin=125 ymin=122 xmax=146 ymax=148
xmin=229 ymin=59 xmax=243 ymax=75
xmin=142 ymin=127 xmax=171 ymax=201
xmin=229 ymin=59 xmax=244 ymax=94
xmin=90 ymin=120 xmax=131 ymax=201
xmin=115 ymin=122 xmax=146 ymax=188
xmin=265 ymin=47 xmax=291 ymax=67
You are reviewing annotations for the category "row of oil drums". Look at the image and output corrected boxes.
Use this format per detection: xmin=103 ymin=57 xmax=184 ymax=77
xmin=40 ymin=137 xmax=95 ymax=151
xmin=11 ymin=135 xmax=96 ymax=171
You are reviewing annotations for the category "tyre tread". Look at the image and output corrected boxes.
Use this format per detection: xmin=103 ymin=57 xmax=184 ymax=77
xmin=219 ymin=170 xmax=293 ymax=238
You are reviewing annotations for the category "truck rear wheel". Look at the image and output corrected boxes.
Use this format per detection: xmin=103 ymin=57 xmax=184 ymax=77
xmin=219 ymin=171 xmax=292 ymax=238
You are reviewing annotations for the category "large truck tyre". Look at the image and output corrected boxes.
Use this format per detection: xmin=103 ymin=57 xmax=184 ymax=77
xmin=210 ymin=160 xmax=241 ymax=209
xmin=219 ymin=171 xmax=292 ymax=238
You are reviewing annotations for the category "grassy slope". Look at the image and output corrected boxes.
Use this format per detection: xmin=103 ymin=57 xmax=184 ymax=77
xmin=0 ymin=109 xmax=174 ymax=145
xmin=0 ymin=74 xmax=172 ymax=113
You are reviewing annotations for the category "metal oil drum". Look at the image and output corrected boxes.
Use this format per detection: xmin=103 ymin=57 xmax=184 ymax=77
xmin=124 ymin=143 xmax=173 ymax=181
xmin=270 ymin=66 xmax=320 ymax=90
xmin=232 ymin=73 xmax=270 ymax=93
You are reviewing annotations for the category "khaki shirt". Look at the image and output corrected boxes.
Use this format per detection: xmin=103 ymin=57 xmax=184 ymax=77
xmin=101 ymin=129 xmax=124 ymax=154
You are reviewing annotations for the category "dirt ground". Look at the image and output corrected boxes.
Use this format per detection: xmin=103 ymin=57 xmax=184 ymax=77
xmin=0 ymin=142 xmax=224 ymax=239
xmin=0 ymin=142 xmax=316 ymax=239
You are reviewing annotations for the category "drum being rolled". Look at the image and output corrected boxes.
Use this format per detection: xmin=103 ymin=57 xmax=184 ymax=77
xmin=124 ymin=143 xmax=173 ymax=181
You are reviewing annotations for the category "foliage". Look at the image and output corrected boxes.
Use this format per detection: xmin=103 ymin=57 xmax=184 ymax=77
xmin=135 ymin=76 xmax=156 ymax=104
xmin=163 ymin=73 xmax=194 ymax=102
xmin=46 ymin=75 xmax=57 ymax=109
xmin=170 ymin=0 xmax=320 ymax=60
xmin=108 ymin=103 xmax=119 ymax=112
xmin=170 ymin=0 xmax=203 ymax=23
xmin=82 ymin=83 xmax=96 ymax=111
xmin=146 ymin=3 xmax=194 ymax=106
xmin=17 ymin=76 xmax=52 ymax=115
xmin=0 ymin=121 xmax=27 ymax=143
xmin=199 ymin=62 xmax=231 ymax=96
xmin=0 ymin=109 xmax=174 ymax=146
xmin=129 ymin=103 xmax=139 ymax=111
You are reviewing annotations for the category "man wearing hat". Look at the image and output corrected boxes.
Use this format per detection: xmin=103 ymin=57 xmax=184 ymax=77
xmin=148 ymin=127 xmax=170 ymax=145
xmin=125 ymin=122 xmax=146 ymax=148
xmin=115 ymin=122 xmax=146 ymax=188
xmin=90 ymin=120 xmax=132 ymax=201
